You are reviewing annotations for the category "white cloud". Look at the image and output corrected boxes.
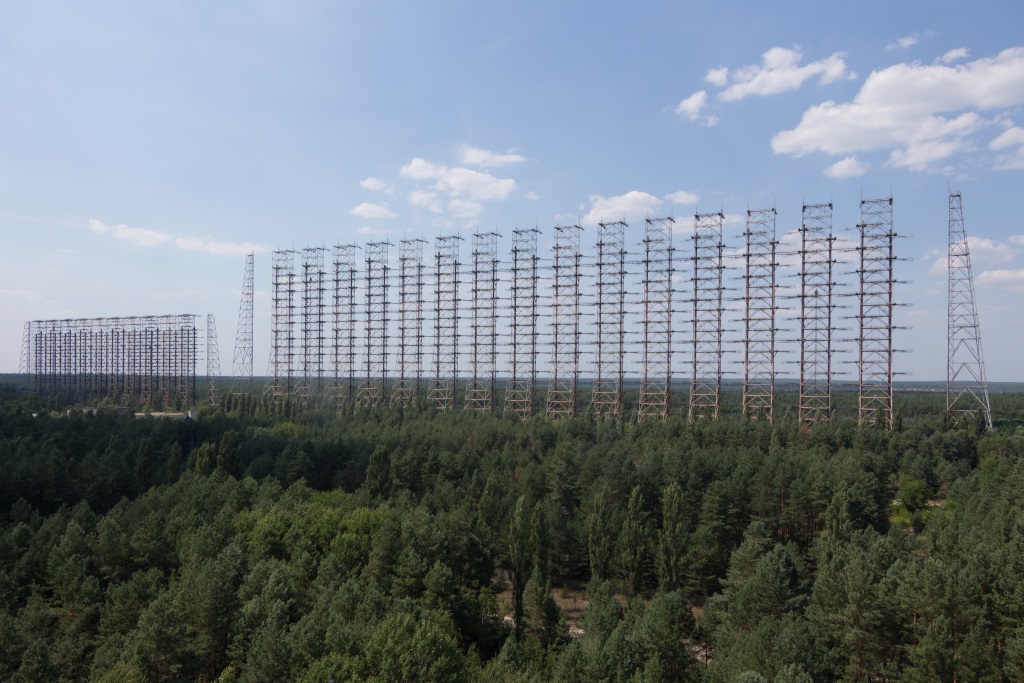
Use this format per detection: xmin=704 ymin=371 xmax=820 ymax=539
xmin=173 ymin=236 xmax=266 ymax=257
xmin=824 ymin=155 xmax=870 ymax=178
xmin=88 ymin=218 xmax=170 ymax=247
xmin=88 ymin=219 xmax=267 ymax=255
xmin=705 ymin=67 xmax=729 ymax=87
xmin=400 ymin=157 xmax=516 ymax=201
xmin=937 ymin=47 xmax=970 ymax=64
xmin=448 ymin=199 xmax=484 ymax=221
xmin=990 ymin=126 xmax=1024 ymax=150
xmin=978 ymin=268 xmax=1024 ymax=291
xmin=359 ymin=177 xmax=394 ymax=193
xmin=718 ymin=47 xmax=848 ymax=102
xmin=675 ymin=90 xmax=708 ymax=120
xmin=1008 ymin=235 xmax=1024 ymax=246
xmin=581 ymin=191 xmax=663 ymax=225
xmin=0 ymin=289 xmax=43 ymax=301
xmin=887 ymin=34 xmax=919 ymax=50
xmin=526 ymin=191 xmax=540 ymax=200
xmin=665 ymin=190 xmax=700 ymax=204
xmin=989 ymin=125 xmax=1024 ymax=169
xmin=458 ymin=145 xmax=527 ymax=168
xmin=772 ymin=47 xmax=1024 ymax=172
xmin=351 ymin=202 xmax=397 ymax=219
xmin=409 ymin=190 xmax=443 ymax=213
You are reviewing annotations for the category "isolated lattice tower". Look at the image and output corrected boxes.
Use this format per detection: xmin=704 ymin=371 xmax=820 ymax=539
xmin=298 ymin=247 xmax=327 ymax=408
xmin=466 ymin=232 xmax=500 ymax=412
xmin=798 ymin=203 xmax=837 ymax=428
xmin=592 ymin=221 xmax=627 ymax=417
xmin=742 ymin=209 xmax=779 ymax=421
xmin=395 ymin=239 xmax=426 ymax=407
xmin=206 ymin=313 xmax=221 ymax=405
xmin=946 ymin=192 xmax=993 ymax=430
xmin=360 ymin=241 xmax=390 ymax=408
xmin=856 ymin=198 xmax=899 ymax=429
xmin=430 ymin=236 xmax=462 ymax=411
xmin=689 ymin=213 xmax=726 ymax=420
xmin=329 ymin=245 xmax=359 ymax=408
xmin=639 ymin=217 xmax=674 ymax=421
xmin=505 ymin=229 xmax=541 ymax=419
xmin=229 ymin=253 xmax=254 ymax=395
xmin=547 ymin=224 xmax=582 ymax=420
xmin=266 ymin=249 xmax=297 ymax=405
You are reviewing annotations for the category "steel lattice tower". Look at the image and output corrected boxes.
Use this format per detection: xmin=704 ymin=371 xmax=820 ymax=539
xmin=798 ymin=203 xmax=837 ymax=428
xmin=229 ymin=253 xmax=254 ymax=395
xmin=547 ymin=224 xmax=582 ymax=420
xmin=329 ymin=244 xmax=359 ymax=408
xmin=466 ymin=232 xmax=500 ymax=411
xmin=639 ymin=217 xmax=674 ymax=421
xmin=689 ymin=213 xmax=726 ymax=420
xmin=592 ymin=221 xmax=627 ymax=417
xmin=742 ymin=208 xmax=779 ymax=421
xmin=395 ymin=238 xmax=426 ymax=407
xmin=360 ymin=241 xmax=390 ymax=408
xmin=946 ymin=192 xmax=993 ymax=429
xmin=856 ymin=197 xmax=899 ymax=429
xmin=266 ymin=249 xmax=297 ymax=405
xmin=505 ymin=229 xmax=541 ymax=419
xmin=430 ymin=236 xmax=462 ymax=411
xmin=206 ymin=313 xmax=221 ymax=405
xmin=20 ymin=322 xmax=31 ymax=376
xmin=298 ymin=247 xmax=327 ymax=407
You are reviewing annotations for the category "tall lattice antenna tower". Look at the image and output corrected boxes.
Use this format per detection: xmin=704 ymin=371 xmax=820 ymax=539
xmin=639 ymin=217 xmax=674 ymax=421
xmin=396 ymin=238 xmax=426 ymax=407
xmin=798 ymin=203 xmax=837 ymax=428
xmin=947 ymin=192 xmax=993 ymax=430
xmin=206 ymin=313 xmax=220 ymax=405
xmin=360 ymin=241 xmax=390 ymax=408
xmin=20 ymin=322 xmax=31 ymax=376
xmin=592 ymin=221 xmax=627 ymax=417
xmin=547 ymin=224 xmax=582 ymax=420
xmin=505 ymin=229 xmax=540 ymax=419
xmin=230 ymin=253 xmax=254 ymax=395
xmin=466 ymin=232 xmax=500 ymax=411
xmin=329 ymin=244 xmax=359 ymax=408
xmin=689 ymin=213 xmax=726 ymax=420
xmin=742 ymin=209 xmax=779 ymax=421
xmin=856 ymin=197 xmax=901 ymax=429
xmin=298 ymin=247 xmax=326 ymax=408
xmin=430 ymin=236 xmax=462 ymax=411
xmin=266 ymin=249 xmax=296 ymax=405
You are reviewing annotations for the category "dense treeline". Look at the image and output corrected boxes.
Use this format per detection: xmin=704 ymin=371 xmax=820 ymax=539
xmin=2 ymin=384 xmax=1024 ymax=681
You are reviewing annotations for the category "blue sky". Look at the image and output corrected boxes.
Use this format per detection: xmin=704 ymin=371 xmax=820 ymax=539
xmin=2 ymin=1 xmax=1024 ymax=381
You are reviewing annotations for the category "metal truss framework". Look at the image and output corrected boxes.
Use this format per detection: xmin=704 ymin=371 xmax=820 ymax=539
xmin=689 ymin=213 xmax=726 ymax=420
xmin=798 ymin=203 xmax=837 ymax=428
xmin=299 ymin=247 xmax=327 ymax=407
xmin=466 ymin=232 xmax=500 ymax=412
xmin=431 ymin=236 xmax=462 ymax=411
xmin=27 ymin=315 xmax=198 ymax=407
xmin=330 ymin=245 xmax=359 ymax=408
xmin=856 ymin=198 xmax=899 ymax=429
xmin=946 ymin=192 xmax=993 ymax=429
xmin=206 ymin=313 xmax=220 ymax=405
xmin=395 ymin=239 xmax=426 ymax=407
xmin=547 ymin=224 xmax=582 ymax=420
xmin=229 ymin=253 xmax=254 ymax=395
xmin=505 ymin=229 xmax=540 ymax=419
xmin=360 ymin=242 xmax=390 ymax=408
xmin=267 ymin=250 xmax=297 ymax=404
xmin=592 ymin=221 xmax=627 ymax=417
xmin=742 ymin=208 xmax=778 ymax=421
xmin=639 ymin=217 xmax=674 ymax=421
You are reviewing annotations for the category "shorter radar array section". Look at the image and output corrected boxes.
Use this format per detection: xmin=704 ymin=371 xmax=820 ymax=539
xmin=24 ymin=315 xmax=199 ymax=407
